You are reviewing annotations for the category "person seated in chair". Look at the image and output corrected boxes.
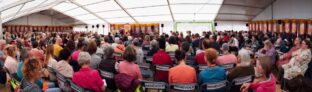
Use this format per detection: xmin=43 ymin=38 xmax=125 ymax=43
xmin=168 ymin=50 xmax=197 ymax=84
xmin=240 ymin=56 xmax=276 ymax=92
xmin=72 ymin=52 xmax=106 ymax=92
xmin=198 ymin=48 xmax=226 ymax=85
xmin=152 ymin=36 xmax=173 ymax=81
xmin=228 ymin=48 xmax=254 ymax=82
xmin=216 ymin=43 xmax=237 ymax=65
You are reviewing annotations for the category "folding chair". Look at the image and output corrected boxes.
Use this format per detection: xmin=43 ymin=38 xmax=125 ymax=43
xmin=168 ymin=52 xmax=176 ymax=63
xmin=141 ymin=80 xmax=167 ymax=92
xmin=3 ymin=67 xmax=21 ymax=91
xmin=139 ymin=63 xmax=151 ymax=69
xmin=47 ymin=66 xmax=58 ymax=81
xmin=55 ymin=71 xmax=71 ymax=92
xmin=230 ymin=75 xmax=253 ymax=92
xmin=141 ymin=69 xmax=154 ymax=79
xmin=98 ymin=70 xmax=115 ymax=79
xmin=68 ymin=79 xmax=85 ymax=92
xmin=185 ymin=55 xmax=195 ymax=66
xmin=142 ymin=45 xmax=151 ymax=51
xmin=197 ymin=64 xmax=208 ymax=72
xmin=220 ymin=63 xmax=235 ymax=75
xmin=113 ymin=52 xmax=123 ymax=61
xmin=200 ymin=80 xmax=228 ymax=92
xmin=169 ymin=83 xmax=198 ymax=92
xmin=220 ymin=63 xmax=235 ymax=70
xmin=145 ymin=56 xmax=153 ymax=63
xmin=68 ymin=79 xmax=94 ymax=92
xmin=47 ymin=66 xmax=56 ymax=74
xmin=139 ymin=63 xmax=153 ymax=79
xmin=155 ymin=65 xmax=171 ymax=72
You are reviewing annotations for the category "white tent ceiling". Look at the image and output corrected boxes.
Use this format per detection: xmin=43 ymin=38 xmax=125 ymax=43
xmin=0 ymin=0 xmax=224 ymax=24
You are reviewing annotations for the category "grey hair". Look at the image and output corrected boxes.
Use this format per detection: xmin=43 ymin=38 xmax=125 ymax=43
xmin=78 ymin=51 xmax=91 ymax=66
xmin=238 ymin=49 xmax=251 ymax=66
xmin=150 ymin=40 xmax=159 ymax=49
xmin=104 ymin=46 xmax=114 ymax=59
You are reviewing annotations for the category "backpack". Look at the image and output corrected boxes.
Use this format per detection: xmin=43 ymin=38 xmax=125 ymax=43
xmin=114 ymin=73 xmax=140 ymax=92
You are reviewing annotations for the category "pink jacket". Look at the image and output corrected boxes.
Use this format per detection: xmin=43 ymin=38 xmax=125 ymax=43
xmin=250 ymin=74 xmax=276 ymax=92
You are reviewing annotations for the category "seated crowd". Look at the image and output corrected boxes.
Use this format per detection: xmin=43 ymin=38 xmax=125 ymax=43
xmin=1 ymin=30 xmax=312 ymax=92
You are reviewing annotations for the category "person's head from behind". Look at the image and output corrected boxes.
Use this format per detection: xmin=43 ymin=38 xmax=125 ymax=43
xmin=263 ymin=40 xmax=273 ymax=49
xmin=255 ymin=56 xmax=272 ymax=78
xmin=158 ymin=36 xmax=166 ymax=50
xmin=95 ymin=39 xmax=101 ymax=47
xmin=22 ymin=58 xmax=42 ymax=81
xmin=77 ymin=38 xmax=86 ymax=50
xmin=128 ymin=36 xmax=133 ymax=41
xmin=204 ymin=48 xmax=218 ymax=66
xmin=294 ymin=37 xmax=302 ymax=47
xmin=145 ymin=35 xmax=150 ymax=42
xmin=168 ymin=36 xmax=177 ymax=44
xmin=301 ymin=39 xmax=311 ymax=49
xmin=87 ymin=40 xmax=97 ymax=55
xmin=114 ymin=37 xmax=120 ymax=44
xmin=175 ymin=50 xmax=186 ymax=63
xmin=202 ymin=38 xmax=210 ymax=50
xmin=221 ymin=43 xmax=230 ymax=53
xmin=195 ymin=33 xmax=200 ymax=38
xmin=55 ymin=37 xmax=62 ymax=45
xmin=123 ymin=46 xmax=137 ymax=62
xmin=181 ymin=41 xmax=190 ymax=52
xmin=5 ymin=45 xmax=16 ymax=57
xmin=104 ymin=36 xmax=110 ymax=43
xmin=104 ymin=46 xmax=114 ymax=59
xmin=237 ymin=49 xmax=251 ymax=67
xmin=132 ymin=38 xmax=140 ymax=47
xmin=78 ymin=52 xmax=91 ymax=66
xmin=0 ymin=39 xmax=6 ymax=49
xmin=59 ymin=48 xmax=71 ymax=61
xmin=20 ymin=48 xmax=29 ymax=62
xmin=32 ymin=41 xmax=39 ymax=48
xmin=185 ymin=36 xmax=192 ymax=43
xmin=150 ymin=40 xmax=159 ymax=50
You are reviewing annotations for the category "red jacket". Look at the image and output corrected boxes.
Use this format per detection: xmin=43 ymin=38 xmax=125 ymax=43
xmin=152 ymin=50 xmax=173 ymax=81
xmin=250 ymin=74 xmax=276 ymax=92
xmin=195 ymin=52 xmax=207 ymax=65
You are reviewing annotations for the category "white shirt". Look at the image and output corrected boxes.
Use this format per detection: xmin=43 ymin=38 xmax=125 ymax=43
xmin=56 ymin=60 xmax=73 ymax=78
xmin=4 ymin=56 xmax=18 ymax=74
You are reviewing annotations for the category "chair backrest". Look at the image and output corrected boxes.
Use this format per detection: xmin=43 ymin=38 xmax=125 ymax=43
xmin=168 ymin=52 xmax=176 ymax=61
xmin=113 ymin=52 xmax=123 ymax=57
xmin=55 ymin=71 xmax=67 ymax=83
xmin=3 ymin=67 xmax=20 ymax=82
xmin=98 ymin=70 xmax=115 ymax=79
xmin=142 ymin=45 xmax=151 ymax=50
xmin=114 ymin=52 xmax=123 ymax=61
xmin=139 ymin=63 xmax=150 ymax=69
xmin=232 ymin=75 xmax=253 ymax=86
xmin=220 ymin=63 xmax=235 ymax=70
xmin=47 ymin=66 xmax=56 ymax=74
xmin=185 ymin=55 xmax=195 ymax=66
xmin=197 ymin=65 xmax=208 ymax=71
xmin=143 ymin=50 xmax=148 ymax=55
xmin=68 ymin=79 xmax=85 ymax=92
xmin=145 ymin=56 xmax=153 ymax=62
xmin=169 ymin=83 xmax=198 ymax=91
xmin=155 ymin=65 xmax=171 ymax=72
xmin=200 ymin=80 xmax=228 ymax=91
xmin=141 ymin=80 xmax=167 ymax=90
